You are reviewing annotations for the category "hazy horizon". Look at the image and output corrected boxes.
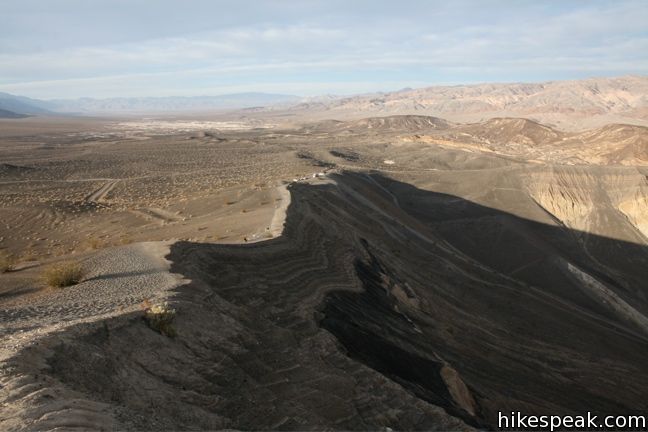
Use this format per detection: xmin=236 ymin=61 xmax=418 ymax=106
xmin=1 ymin=0 xmax=647 ymax=99
xmin=5 ymin=74 xmax=648 ymax=103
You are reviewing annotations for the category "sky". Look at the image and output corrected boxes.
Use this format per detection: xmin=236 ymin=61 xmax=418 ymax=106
xmin=0 ymin=0 xmax=647 ymax=99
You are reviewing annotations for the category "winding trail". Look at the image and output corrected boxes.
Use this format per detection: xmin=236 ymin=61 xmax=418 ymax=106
xmin=268 ymin=183 xmax=291 ymax=237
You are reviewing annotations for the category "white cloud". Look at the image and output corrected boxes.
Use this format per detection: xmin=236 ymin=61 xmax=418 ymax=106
xmin=0 ymin=1 xmax=646 ymax=98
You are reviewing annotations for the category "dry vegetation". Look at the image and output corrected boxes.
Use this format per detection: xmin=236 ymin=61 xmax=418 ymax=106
xmin=142 ymin=300 xmax=177 ymax=338
xmin=0 ymin=120 xmax=315 ymax=259
xmin=0 ymin=251 xmax=14 ymax=273
xmin=41 ymin=260 xmax=84 ymax=287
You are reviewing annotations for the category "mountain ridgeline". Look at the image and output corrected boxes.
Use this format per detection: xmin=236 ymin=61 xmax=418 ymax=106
xmin=285 ymin=75 xmax=648 ymax=130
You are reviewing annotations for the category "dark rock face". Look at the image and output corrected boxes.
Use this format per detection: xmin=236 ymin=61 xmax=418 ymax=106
xmin=320 ymin=251 xmax=488 ymax=428
xmin=312 ymin=174 xmax=648 ymax=428
xmin=32 ymin=172 xmax=648 ymax=429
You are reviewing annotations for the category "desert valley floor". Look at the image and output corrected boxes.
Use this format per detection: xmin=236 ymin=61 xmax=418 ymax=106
xmin=1 ymin=114 xmax=648 ymax=430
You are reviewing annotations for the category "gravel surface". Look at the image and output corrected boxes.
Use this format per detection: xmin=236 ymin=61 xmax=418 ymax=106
xmin=0 ymin=241 xmax=186 ymax=361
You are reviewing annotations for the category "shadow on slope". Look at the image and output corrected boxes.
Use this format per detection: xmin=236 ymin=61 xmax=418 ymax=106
xmin=317 ymin=172 xmax=648 ymax=429
xmin=8 ymin=171 xmax=648 ymax=430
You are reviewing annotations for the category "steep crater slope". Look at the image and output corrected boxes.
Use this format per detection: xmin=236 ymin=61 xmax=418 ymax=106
xmin=527 ymin=166 xmax=648 ymax=240
xmin=4 ymin=172 xmax=648 ymax=430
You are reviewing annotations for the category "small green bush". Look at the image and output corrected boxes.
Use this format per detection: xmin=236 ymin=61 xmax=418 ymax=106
xmin=0 ymin=251 xmax=15 ymax=273
xmin=42 ymin=261 xmax=84 ymax=287
xmin=144 ymin=302 xmax=177 ymax=338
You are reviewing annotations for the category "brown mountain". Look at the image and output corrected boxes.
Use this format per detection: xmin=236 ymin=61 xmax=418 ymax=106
xmin=566 ymin=124 xmax=648 ymax=165
xmin=302 ymin=115 xmax=451 ymax=134
xmin=400 ymin=117 xmax=648 ymax=166
xmin=283 ymin=76 xmax=648 ymax=130
xmin=457 ymin=118 xmax=562 ymax=146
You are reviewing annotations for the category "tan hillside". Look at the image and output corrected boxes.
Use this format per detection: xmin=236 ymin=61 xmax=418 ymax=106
xmin=282 ymin=76 xmax=648 ymax=130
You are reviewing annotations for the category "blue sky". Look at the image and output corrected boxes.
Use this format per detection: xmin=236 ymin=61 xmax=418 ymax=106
xmin=0 ymin=0 xmax=646 ymax=99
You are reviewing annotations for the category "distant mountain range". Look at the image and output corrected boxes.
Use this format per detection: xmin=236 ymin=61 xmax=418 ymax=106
xmin=1 ymin=76 xmax=647 ymax=129
xmin=282 ymin=75 xmax=648 ymax=130
xmin=0 ymin=92 xmax=300 ymax=115
xmin=0 ymin=92 xmax=52 ymax=116
xmin=0 ymin=108 xmax=30 ymax=119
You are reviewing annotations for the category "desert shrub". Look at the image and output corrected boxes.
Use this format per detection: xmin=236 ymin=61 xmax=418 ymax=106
xmin=85 ymin=236 xmax=104 ymax=250
xmin=21 ymin=249 xmax=38 ymax=262
xmin=143 ymin=301 xmax=177 ymax=338
xmin=42 ymin=260 xmax=84 ymax=287
xmin=0 ymin=251 xmax=15 ymax=273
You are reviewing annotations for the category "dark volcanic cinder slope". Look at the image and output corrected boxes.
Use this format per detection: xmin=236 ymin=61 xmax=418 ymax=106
xmin=6 ymin=174 xmax=472 ymax=431
xmin=6 ymin=171 xmax=648 ymax=430
xmin=314 ymin=173 xmax=648 ymax=425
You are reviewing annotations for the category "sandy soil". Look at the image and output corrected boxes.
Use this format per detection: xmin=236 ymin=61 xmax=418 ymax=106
xmin=0 ymin=176 xmax=297 ymax=430
xmin=0 ymin=242 xmax=185 ymax=361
